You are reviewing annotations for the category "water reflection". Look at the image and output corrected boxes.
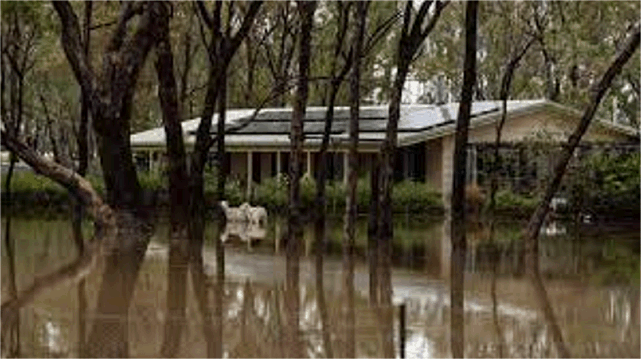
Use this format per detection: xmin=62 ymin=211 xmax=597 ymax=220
xmin=1 ymin=217 xmax=639 ymax=357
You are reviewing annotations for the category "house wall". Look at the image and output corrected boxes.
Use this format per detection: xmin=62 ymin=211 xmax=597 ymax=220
xmin=439 ymin=109 xmax=632 ymax=207
xmin=425 ymin=138 xmax=443 ymax=190
xmin=259 ymin=152 xmax=273 ymax=181
xmin=229 ymin=152 xmax=248 ymax=182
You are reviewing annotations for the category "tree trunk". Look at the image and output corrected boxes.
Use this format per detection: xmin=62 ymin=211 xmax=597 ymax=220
xmin=449 ymin=2 xmax=478 ymax=358
xmin=522 ymin=23 xmax=639 ymax=359
xmin=53 ymin=3 xmax=166 ymax=356
xmin=342 ymin=2 xmax=368 ymax=357
xmin=313 ymin=18 xmax=351 ymax=356
xmin=286 ymin=2 xmax=316 ymax=357
xmin=213 ymin=73 xmax=228 ymax=358
xmin=75 ymin=5 xmax=92 ymax=354
xmin=1 ymin=129 xmax=116 ymax=357
xmin=154 ymin=4 xmax=191 ymax=356
xmin=2 ymin=153 xmax=20 ymax=358
xmin=1 ymin=18 xmax=31 ymax=354
xmin=377 ymin=3 xmax=448 ymax=356
xmin=188 ymin=3 xmax=263 ymax=355
xmin=368 ymin=157 xmax=380 ymax=306
xmin=85 ymin=213 xmax=151 ymax=357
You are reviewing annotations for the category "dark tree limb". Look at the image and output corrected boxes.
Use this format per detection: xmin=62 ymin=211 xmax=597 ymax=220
xmin=106 ymin=1 xmax=145 ymax=52
xmin=377 ymin=2 xmax=448 ymax=356
xmin=449 ymin=2 xmax=478 ymax=358
xmin=285 ymin=3 xmax=316 ymax=358
xmin=1 ymin=130 xmax=111 ymax=223
xmin=343 ymin=3 xmax=369 ymax=357
xmin=523 ymin=21 xmax=639 ymax=359
xmin=52 ymin=1 xmax=96 ymax=100
xmin=0 ymin=130 xmax=115 ymax=326
xmin=154 ymin=3 xmax=191 ymax=356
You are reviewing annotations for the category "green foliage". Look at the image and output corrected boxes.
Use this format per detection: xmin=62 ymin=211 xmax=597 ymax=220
xmin=391 ymin=180 xmax=443 ymax=212
xmin=5 ymin=170 xmax=445 ymax=215
xmin=2 ymin=171 xmax=68 ymax=215
xmin=138 ymin=171 xmax=165 ymax=191
xmin=300 ymin=173 xmax=317 ymax=208
xmin=492 ymin=189 xmax=539 ymax=216
xmin=587 ymin=151 xmax=639 ymax=196
xmin=223 ymin=179 xmax=246 ymax=206
xmin=253 ymin=174 xmax=289 ymax=211
xmin=567 ymin=151 xmax=640 ymax=217
xmin=3 ymin=171 xmax=60 ymax=194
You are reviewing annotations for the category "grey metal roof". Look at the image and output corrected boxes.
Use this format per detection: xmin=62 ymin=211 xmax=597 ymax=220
xmin=130 ymin=99 xmax=634 ymax=148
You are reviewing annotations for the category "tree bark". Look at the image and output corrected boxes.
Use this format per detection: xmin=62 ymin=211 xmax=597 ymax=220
xmin=154 ymin=3 xmax=191 ymax=356
xmin=189 ymin=3 xmax=263 ymax=356
xmin=342 ymin=2 xmax=368 ymax=357
xmin=1 ymin=19 xmax=33 ymax=356
xmin=522 ymin=22 xmax=639 ymax=359
xmin=377 ymin=2 xmax=448 ymax=357
xmin=53 ymin=0 xmax=158 ymax=211
xmin=449 ymin=2 xmax=478 ymax=357
xmin=285 ymin=2 xmax=316 ymax=357
xmin=75 ymin=5 xmax=92 ymax=354
xmin=368 ymin=157 xmax=380 ymax=305
xmin=52 ymin=3 xmax=168 ymax=356
xmin=311 ymin=2 xmax=350 ymax=357
xmin=2 ymin=153 xmax=19 ymax=358
xmin=0 ymin=130 xmax=116 ymax=327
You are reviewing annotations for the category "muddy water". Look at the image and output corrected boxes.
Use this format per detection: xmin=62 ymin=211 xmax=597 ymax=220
xmin=1 ymin=216 xmax=639 ymax=358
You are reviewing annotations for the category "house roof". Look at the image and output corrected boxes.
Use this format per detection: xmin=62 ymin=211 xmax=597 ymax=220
xmin=130 ymin=99 xmax=637 ymax=149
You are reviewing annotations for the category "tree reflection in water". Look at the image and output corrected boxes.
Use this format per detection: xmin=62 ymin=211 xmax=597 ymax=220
xmin=2 ymin=217 xmax=640 ymax=358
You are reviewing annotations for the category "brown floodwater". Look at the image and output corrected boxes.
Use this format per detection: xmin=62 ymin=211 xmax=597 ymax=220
xmin=1 ymin=215 xmax=639 ymax=358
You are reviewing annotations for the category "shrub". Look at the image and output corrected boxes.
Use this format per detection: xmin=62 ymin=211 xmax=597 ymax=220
xmin=224 ymin=178 xmax=246 ymax=206
xmin=492 ymin=189 xmax=538 ymax=215
xmin=582 ymin=151 xmax=640 ymax=218
xmin=3 ymin=170 xmax=446 ymax=215
xmin=254 ymin=174 xmax=288 ymax=211
xmin=138 ymin=171 xmax=165 ymax=191
xmin=391 ymin=180 xmax=443 ymax=213
xmin=300 ymin=173 xmax=317 ymax=208
xmin=326 ymin=181 xmax=346 ymax=210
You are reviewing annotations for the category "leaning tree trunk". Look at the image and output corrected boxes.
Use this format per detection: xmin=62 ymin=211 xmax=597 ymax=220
xmin=0 ymin=129 xmax=116 ymax=357
xmin=522 ymin=22 xmax=639 ymax=359
xmin=449 ymin=2 xmax=478 ymax=358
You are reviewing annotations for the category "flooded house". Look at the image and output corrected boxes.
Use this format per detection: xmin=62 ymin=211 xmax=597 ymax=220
xmin=129 ymin=99 xmax=637 ymax=204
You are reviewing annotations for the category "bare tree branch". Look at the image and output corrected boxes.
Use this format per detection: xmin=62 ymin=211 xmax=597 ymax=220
xmin=52 ymin=1 xmax=95 ymax=98
xmin=195 ymin=0 xmax=214 ymax=29
xmin=105 ymin=1 xmax=145 ymax=52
